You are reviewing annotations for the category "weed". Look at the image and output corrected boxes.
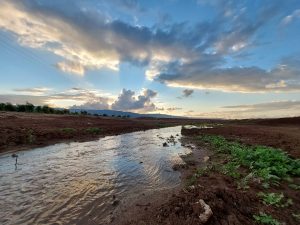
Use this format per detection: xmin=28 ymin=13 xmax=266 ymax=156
xmin=292 ymin=213 xmax=300 ymax=221
xmin=222 ymin=161 xmax=241 ymax=178
xmin=237 ymin=172 xmax=254 ymax=190
xmin=186 ymin=175 xmax=197 ymax=186
xmin=253 ymin=213 xmax=280 ymax=225
xmin=27 ymin=129 xmax=35 ymax=144
xmin=289 ymin=183 xmax=300 ymax=190
xmin=86 ymin=127 xmax=102 ymax=135
xmin=257 ymin=192 xmax=293 ymax=208
xmin=61 ymin=128 xmax=76 ymax=133
xmin=198 ymin=135 xmax=300 ymax=187
xmin=258 ymin=192 xmax=283 ymax=206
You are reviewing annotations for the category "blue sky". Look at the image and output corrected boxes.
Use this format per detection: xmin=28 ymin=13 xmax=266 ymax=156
xmin=0 ymin=0 xmax=300 ymax=118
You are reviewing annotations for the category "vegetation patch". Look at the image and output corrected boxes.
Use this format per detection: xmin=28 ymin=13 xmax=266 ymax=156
xmin=253 ymin=213 xmax=281 ymax=225
xmin=86 ymin=127 xmax=102 ymax=135
xmin=198 ymin=135 xmax=300 ymax=187
xmin=258 ymin=192 xmax=293 ymax=208
xmin=61 ymin=128 xmax=76 ymax=133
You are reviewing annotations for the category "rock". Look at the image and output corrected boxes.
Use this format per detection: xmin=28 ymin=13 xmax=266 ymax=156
xmin=203 ymin=156 xmax=210 ymax=162
xmin=163 ymin=142 xmax=169 ymax=147
xmin=197 ymin=199 xmax=213 ymax=223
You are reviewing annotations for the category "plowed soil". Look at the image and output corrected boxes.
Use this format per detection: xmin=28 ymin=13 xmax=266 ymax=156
xmin=0 ymin=111 xmax=206 ymax=153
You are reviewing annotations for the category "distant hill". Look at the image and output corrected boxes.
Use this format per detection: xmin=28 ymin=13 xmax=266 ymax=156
xmin=69 ymin=109 xmax=183 ymax=119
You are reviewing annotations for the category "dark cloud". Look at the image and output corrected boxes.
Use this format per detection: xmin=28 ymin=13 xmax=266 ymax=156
xmin=1 ymin=0 xmax=299 ymax=92
xmin=182 ymin=89 xmax=194 ymax=97
xmin=156 ymin=56 xmax=300 ymax=92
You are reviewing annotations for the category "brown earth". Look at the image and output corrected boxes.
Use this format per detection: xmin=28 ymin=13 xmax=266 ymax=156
xmin=1 ymin=112 xmax=300 ymax=224
xmin=0 ymin=111 xmax=209 ymax=153
xmin=182 ymin=118 xmax=300 ymax=158
xmin=122 ymin=117 xmax=300 ymax=225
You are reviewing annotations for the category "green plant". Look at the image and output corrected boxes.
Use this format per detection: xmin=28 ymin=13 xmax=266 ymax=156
xmin=186 ymin=175 xmax=197 ymax=186
xmin=237 ymin=172 xmax=254 ymax=190
xmin=289 ymin=183 xmax=300 ymax=190
xmin=258 ymin=192 xmax=283 ymax=206
xmin=27 ymin=129 xmax=35 ymax=144
xmin=86 ymin=127 xmax=102 ymax=135
xmin=253 ymin=213 xmax=280 ymax=225
xmin=222 ymin=161 xmax=241 ymax=178
xmin=61 ymin=128 xmax=76 ymax=133
xmin=258 ymin=192 xmax=293 ymax=207
xmin=292 ymin=213 xmax=300 ymax=221
xmin=198 ymin=135 xmax=300 ymax=187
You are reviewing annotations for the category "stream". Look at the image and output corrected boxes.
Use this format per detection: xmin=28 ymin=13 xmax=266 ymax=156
xmin=0 ymin=126 xmax=191 ymax=225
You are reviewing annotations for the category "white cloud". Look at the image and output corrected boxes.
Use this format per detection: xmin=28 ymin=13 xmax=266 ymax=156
xmin=56 ymin=61 xmax=85 ymax=76
xmin=111 ymin=88 xmax=158 ymax=112
xmin=192 ymin=100 xmax=300 ymax=119
xmin=281 ymin=9 xmax=300 ymax=26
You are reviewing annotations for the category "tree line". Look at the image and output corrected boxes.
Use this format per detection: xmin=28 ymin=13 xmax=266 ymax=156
xmin=0 ymin=102 xmax=70 ymax=114
xmin=0 ymin=102 xmax=131 ymax=118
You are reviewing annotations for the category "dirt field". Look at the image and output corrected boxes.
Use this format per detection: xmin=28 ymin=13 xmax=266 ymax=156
xmin=0 ymin=111 xmax=207 ymax=153
xmin=1 ymin=112 xmax=299 ymax=224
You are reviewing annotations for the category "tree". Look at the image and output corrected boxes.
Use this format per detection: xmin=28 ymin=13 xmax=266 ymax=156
xmin=0 ymin=103 xmax=5 ymax=111
xmin=16 ymin=104 xmax=26 ymax=112
xmin=42 ymin=105 xmax=50 ymax=113
xmin=35 ymin=106 xmax=42 ymax=113
xmin=4 ymin=103 xmax=16 ymax=111
xmin=25 ymin=102 xmax=34 ymax=112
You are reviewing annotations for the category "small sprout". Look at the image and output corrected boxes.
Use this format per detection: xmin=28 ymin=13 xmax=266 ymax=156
xmin=253 ymin=213 xmax=280 ymax=225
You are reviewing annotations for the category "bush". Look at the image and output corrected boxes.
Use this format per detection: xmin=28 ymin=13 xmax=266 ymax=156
xmin=199 ymin=135 xmax=300 ymax=186
xmin=61 ymin=128 xmax=76 ymax=133
xmin=86 ymin=127 xmax=102 ymax=135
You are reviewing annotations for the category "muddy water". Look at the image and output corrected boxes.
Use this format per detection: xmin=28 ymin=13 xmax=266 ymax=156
xmin=0 ymin=126 xmax=191 ymax=225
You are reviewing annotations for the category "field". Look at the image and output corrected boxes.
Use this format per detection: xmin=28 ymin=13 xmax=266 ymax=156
xmin=1 ymin=112 xmax=299 ymax=225
xmin=0 ymin=111 xmax=209 ymax=153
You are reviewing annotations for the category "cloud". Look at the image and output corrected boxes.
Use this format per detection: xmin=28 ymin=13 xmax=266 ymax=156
xmin=0 ymin=0 xmax=299 ymax=93
xmin=69 ymin=97 xmax=110 ymax=110
xmin=166 ymin=107 xmax=182 ymax=111
xmin=111 ymin=89 xmax=157 ymax=112
xmin=55 ymin=61 xmax=85 ymax=76
xmin=1 ymin=87 xmax=159 ymax=112
xmin=182 ymin=89 xmax=194 ymax=97
xmin=156 ymin=56 xmax=300 ymax=92
xmin=13 ymin=87 xmax=51 ymax=95
xmin=193 ymin=100 xmax=300 ymax=119
xmin=281 ymin=9 xmax=300 ymax=26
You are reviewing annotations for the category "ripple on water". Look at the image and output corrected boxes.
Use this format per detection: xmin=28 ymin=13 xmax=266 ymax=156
xmin=0 ymin=126 xmax=190 ymax=225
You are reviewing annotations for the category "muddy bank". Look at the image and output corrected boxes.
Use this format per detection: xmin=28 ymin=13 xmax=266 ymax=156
xmin=182 ymin=123 xmax=300 ymax=158
xmin=0 ymin=112 xmax=205 ymax=153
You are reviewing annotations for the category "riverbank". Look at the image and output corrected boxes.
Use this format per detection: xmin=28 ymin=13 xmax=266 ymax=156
xmin=0 ymin=111 xmax=209 ymax=154
xmin=123 ymin=118 xmax=300 ymax=225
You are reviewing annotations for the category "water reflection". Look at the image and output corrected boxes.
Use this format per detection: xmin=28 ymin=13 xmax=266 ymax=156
xmin=0 ymin=126 xmax=190 ymax=225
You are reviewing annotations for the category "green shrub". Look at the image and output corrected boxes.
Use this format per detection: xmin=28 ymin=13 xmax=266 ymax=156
xmin=61 ymin=128 xmax=76 ymax=133
xmin=199 ymin=135 xmax=300 ymax=186
xmin=253 ymin=213 xmax=280 ymax=225
xmin=86 ymin=127 xmax=102 ymax=135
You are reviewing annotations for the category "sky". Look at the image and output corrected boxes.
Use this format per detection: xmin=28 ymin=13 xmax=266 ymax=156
xmin=0 ymin=0 xmax=300 ymax=119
